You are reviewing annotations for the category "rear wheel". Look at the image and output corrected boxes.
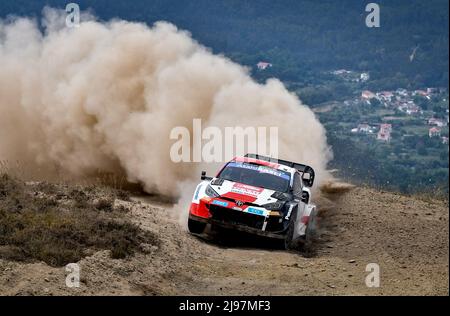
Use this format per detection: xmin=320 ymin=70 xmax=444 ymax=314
xmin=188 ymin=218 xmax=207 ymax=234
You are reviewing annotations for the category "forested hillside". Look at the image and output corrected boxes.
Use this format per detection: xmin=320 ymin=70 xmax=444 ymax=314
xmin=1 ymin=0 xmax=448 ymax=90
xmin=1 ymin=0 xmax=448 ymax=195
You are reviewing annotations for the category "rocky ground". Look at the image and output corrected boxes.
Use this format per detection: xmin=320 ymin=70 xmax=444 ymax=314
xmin=0 ymin=178 xmax=448 ymax=296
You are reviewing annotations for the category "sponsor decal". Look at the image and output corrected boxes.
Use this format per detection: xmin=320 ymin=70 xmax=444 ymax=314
xmin=256 ymin=166 xmax=290 ymax=179
xmin=228 ymin=162 xmax=290 ymax=180
xmin=246 ymin=207 xmax=265 ymax=216
xmin=231 ymin=183 xmax=264 ymax=197
xmin=228 ymin=161 xmax=259 ymax=171
xmin=285 ymin=204 xmax=294 ymax=220
xmin=212 ymin=200 xmax=229 ymax=207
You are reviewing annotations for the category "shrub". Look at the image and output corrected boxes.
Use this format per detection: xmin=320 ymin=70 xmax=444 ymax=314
xmin=0 ymin=174 xmax=158 ymax=267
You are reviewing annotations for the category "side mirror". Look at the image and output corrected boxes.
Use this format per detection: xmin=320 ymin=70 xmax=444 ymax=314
xmin=302 ymin=172 xmax=314 ymax=187
xmin=201 ymin=171 xmax=213 ymax=181
xmin=301 ymin=190 xmax=310 ymax=204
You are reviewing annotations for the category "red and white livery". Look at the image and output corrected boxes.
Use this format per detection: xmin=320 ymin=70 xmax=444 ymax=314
xmin=187 ymin=154 xmax=318 ymax=250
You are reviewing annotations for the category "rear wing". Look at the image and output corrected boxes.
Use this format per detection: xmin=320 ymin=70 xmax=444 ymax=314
xmin=244 ymin=154 xmax=315 ymax=187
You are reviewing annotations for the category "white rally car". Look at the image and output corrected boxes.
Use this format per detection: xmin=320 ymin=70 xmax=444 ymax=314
xmin=187 ymin=154 xmax=318 ymax=250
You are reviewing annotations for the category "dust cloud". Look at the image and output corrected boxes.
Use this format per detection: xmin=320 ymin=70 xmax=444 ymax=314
xmin=0 ymin=9 xmax=332 ymax=219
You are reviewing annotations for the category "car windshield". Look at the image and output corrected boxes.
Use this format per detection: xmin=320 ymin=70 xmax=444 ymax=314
xmin=218 ymin=161 xmax=291 ymax=192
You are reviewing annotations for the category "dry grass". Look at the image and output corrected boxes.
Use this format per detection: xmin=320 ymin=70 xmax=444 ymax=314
xmin=0 ymin=173 xmax=158 ymax=267
xmin=412 ymin=185 xmax=449 ymax=204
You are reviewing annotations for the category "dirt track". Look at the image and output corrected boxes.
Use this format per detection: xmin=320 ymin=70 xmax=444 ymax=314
xmin=0 ymin=185 xmax=448 ymax=296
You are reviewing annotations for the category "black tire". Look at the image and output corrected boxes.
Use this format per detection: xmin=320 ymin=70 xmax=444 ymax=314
xmin=302 ymin=209 xmax=318 ymax=254
xmin=305 ymin=209 xmax=318 ymax=243
xmin=284 ymin=210 xmax=301 ymax=251
xmin=188 ymin=218 xmax=207 ymax=234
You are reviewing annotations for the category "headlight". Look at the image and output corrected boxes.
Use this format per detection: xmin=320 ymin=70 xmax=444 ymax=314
xmin=205 ymin=184 xmax=220 ymax=197
xmin=263 ymin=201 xmax=284 ymax=210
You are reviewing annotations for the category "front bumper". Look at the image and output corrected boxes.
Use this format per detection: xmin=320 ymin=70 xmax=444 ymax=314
xmin=189 ymin=214 xmax=286 ymax=240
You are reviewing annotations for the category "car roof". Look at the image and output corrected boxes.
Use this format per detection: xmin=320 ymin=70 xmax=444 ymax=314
xmin=231 ymin=156 xmax=296 ymax=174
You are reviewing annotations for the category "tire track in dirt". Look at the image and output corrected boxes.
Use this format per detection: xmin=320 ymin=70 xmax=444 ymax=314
xmin=132 ymin=185 xmax=448 ymax=296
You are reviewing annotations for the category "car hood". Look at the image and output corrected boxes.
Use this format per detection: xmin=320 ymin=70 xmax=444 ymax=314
xmin=210 ymin=179 xmax=278 ymax=206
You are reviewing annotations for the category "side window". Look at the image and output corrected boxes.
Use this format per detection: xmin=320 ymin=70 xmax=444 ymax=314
xmin=293 ymin=173 xmax=303 ymax=198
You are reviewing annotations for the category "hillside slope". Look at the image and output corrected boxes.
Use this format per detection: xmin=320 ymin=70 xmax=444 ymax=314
xmin=1 ymin=0 xmax=448 ymax=88
xmin=0 ymin=180 xmax=448 ymax=296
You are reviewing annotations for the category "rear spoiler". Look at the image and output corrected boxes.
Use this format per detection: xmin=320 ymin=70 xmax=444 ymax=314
xmin=244 ymin=154 xmax=315 ymax=187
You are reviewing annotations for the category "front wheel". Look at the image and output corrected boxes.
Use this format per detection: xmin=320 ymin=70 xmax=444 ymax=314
xmin=302 ymin=209 xmax=318 ymax=254
xmin=188 ymin=218 xmax=207 ymax=234
xmin=305 ymin=209 xmax=318 ymax=243
xmin=284 ymin=210 xmax=301 ymax=251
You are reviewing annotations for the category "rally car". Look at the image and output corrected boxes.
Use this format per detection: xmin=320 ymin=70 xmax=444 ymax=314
xmin=187 ymin=154 xmax=318 ymax=250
